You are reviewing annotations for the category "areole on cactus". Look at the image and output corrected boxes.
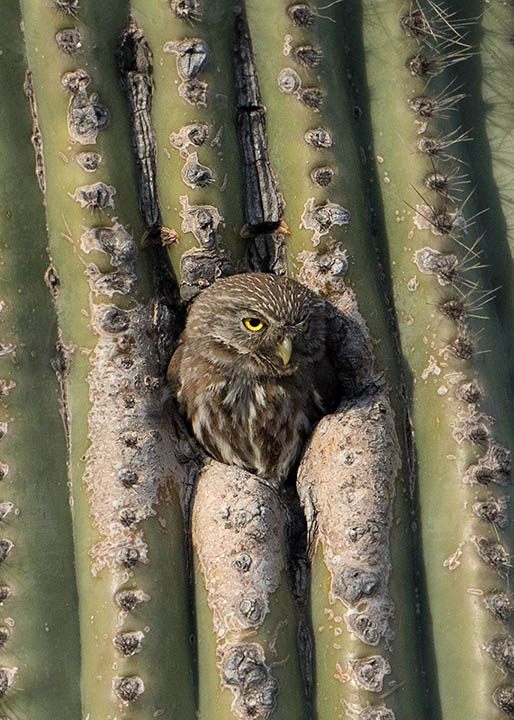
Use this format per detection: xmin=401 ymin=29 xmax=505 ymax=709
xmin=0 ymin=1 xmax=512 ymax=719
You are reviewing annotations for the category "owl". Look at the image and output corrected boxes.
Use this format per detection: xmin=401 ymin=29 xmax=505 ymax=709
xmin=167 ymin=272 xmax=337 ymax=480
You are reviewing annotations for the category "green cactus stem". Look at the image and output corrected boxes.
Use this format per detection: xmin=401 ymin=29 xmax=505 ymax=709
xmin=19 ymin=0 xmax=196 ymax=716
xmin=0 ymin=3 xmax=81 ymax=714
xmin=361 ymin=1 xmax=514 ymax=717
xmin=454 ymin=0 xmax=514 ymax=382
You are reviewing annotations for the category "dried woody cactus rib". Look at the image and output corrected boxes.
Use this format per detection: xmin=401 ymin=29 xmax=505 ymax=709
xmin=233 ymin=9 xmax=283 ymax=230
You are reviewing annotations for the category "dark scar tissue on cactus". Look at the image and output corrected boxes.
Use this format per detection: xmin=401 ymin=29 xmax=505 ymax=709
xmin=119 ymin=508 xmax=137 ymax=527
xmin=487 ymin=638 xmax=514 ymax=674
xmin=80 ymin=224 xmax=137 ymax=271
xmin=86 ymin=267 xmax=137 ymax=298
xmin=464 ymin=442 xmax=511 ymax=487
xmin=0 ymin=668 xmax=16 ymax=698
xmin=473 ymin=497 xmax=508 ymax=528
xmin=348 ymin=656 xmax=391 ymax=693
xmin=493 ymin=685 xmax=514 ymax=715
xmin=163 ymin=38 xmax=210 ymax=80
xmin=311 ymin=166 xmax=334 ymax=187
xmin=485 ymin=591 xmax=512 ymax=622
xmin=287 ymin=3 xmax=315 ymax=27
xmin=69 ymin=183 xmax=116 ymax=211
xmin=457 ymin=379 xmax=481 ymax=404
xmin=0 ymin=628 xmax=10 ymax=651
xmin=169 ymin=123 xmax=209 ymax=152
xmin=473 ymin=537 xmax=511 ymax=579
xmin=221 ymin=643 xmax=278 ymax=718
xmin=439 ymin=287 xmax=497 ymax=322
xmin=178 ymin=196 xmax=222 ymax=249
xmin=62 ymin=70 xmax=108 ymax=145
xmin=119 ymin=546 xmax=140 ymax=569
xmin=76 ymin=151 xmax=101 ymax=172
xmin=115 ymin=589 xmax=149 ymax=612
xmin=23 ymin=71 xmax=45 ymax=195
xmin=305 ymin=126 xmax=333 ymax=148
xmin=55 ymin=28 xmax=82 ymax=54
xmin=179 ymin=244 xmax=234 ymax=301
xmin=118 ymin=468 xmax=138 ymax=488
xmin=449 ymin=325 xmax=474 ymax=360
xmin=52 ymin=0 xmax=80 ymax=15
xmin=170 ymin=0 xmax=202 ymax=22
xmin=245 ymin=230 xmax=288 ymax=275
xmin=0 ymin=541 xmax=13 ymax=564
xmin=181 ymin=153 xmax=214 ymax=188
xmin=299 ymin=87 xmax=324 ymax=111
xmin=301 ymin=199 xmax=351 ymax=246
xmin=293 ymin=44 xmax=322 ymax=68
xmin=178 ymin=78 xmax=208 ymax=106
xmin=113 ymin=675 xmax=145 ymax=702
xmin=400 ymin=7 xmax=432 ymax=40
xmin=424 ymin=163 xmax=470 ymax=202
xmin=413 ymin=246 xmax=482 ymax=289
xmin=113 ymin=631 xmax=144 ymax=657
xmin=401 ymin=1 xmax=473 ymax=46
xmin=406 ymin=43 xmax=471 ymax=78
xmin=439 ymin=297 xmax=466 ymax=321
xmin=345 ymin=703 xmax=395 ymax=720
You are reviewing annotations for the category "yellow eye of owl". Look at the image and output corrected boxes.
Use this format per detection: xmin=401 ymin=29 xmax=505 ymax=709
xmin=243 ymin=317 xmax=265 ymax=332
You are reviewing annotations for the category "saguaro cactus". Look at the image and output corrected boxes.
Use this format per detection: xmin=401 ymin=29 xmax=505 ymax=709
xmin=0 ymin=1 xmax=512 ymax=719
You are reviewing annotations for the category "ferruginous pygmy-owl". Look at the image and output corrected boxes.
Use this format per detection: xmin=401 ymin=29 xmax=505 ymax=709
xmin=168 ymin=272 xmax=338 ymax=480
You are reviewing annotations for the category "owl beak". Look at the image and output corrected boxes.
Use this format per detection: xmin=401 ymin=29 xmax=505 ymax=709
xmin=276 ymin=337 xmax=293 ymax=366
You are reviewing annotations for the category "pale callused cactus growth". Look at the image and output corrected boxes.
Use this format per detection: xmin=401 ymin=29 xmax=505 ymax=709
xmin=0 ymin=1 xmax=513 ymax=720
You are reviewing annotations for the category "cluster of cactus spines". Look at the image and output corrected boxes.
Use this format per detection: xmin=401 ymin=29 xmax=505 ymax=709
xmin=360 ymin=0 xmax=514 ymax=717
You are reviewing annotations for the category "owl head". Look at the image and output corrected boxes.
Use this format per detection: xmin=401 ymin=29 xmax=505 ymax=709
xmin=183 ymin=272 xmax=327 ymax=377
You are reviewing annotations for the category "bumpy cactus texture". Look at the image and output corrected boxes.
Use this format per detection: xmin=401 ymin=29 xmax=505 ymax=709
xmin=0 ymin=1 xmax=513 ymax=719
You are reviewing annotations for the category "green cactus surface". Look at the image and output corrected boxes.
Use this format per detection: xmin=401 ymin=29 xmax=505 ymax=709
xmin=0 ymin=1 xmax=512 ymax=719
